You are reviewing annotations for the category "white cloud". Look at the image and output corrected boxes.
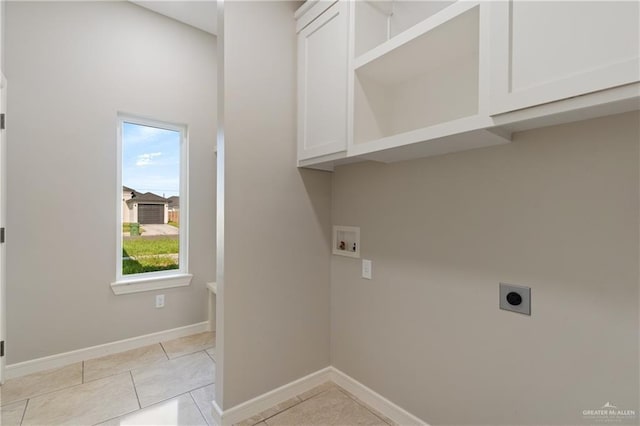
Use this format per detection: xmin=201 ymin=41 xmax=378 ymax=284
xmin=136 ymin=152 xmax=162 ymax=166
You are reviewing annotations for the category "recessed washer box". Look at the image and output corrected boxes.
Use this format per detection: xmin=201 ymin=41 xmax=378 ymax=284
xmin=332 ymin=226 xmax=360 ymax=258
xmin=500 ymin=283 xmax=531 ymax=315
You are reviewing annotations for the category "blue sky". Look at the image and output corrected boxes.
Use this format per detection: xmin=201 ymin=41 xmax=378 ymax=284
xmin=122 ymin=122 xmax=180 ymax=197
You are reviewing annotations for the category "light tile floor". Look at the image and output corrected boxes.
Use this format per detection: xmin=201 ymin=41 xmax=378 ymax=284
xmin=0 ymin=332 xmax=216 ymax=426
xmin=232 ymin=383 xmax=395 ymax=426
xmin=0 ymin=332 xmax=392 ymax=426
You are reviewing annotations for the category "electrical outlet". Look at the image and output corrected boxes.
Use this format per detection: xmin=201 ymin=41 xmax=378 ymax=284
xmin=499 ymin=283 xmax=530 ymax=315
xmin=156 ymin=294 xmax=165 ymax=308
xmin=362 ymin=259 xmax=372 ymax=280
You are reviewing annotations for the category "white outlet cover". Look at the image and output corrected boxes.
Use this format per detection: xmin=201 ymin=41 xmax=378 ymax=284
xmin=362 ymin=259 xmax=372 ymax=280
xmin=156 ymin=294 xmax=165 ymax=308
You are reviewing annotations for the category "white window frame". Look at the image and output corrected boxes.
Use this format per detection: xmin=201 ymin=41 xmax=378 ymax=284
xmin=111 ymin=113 xmax=191 ymax=295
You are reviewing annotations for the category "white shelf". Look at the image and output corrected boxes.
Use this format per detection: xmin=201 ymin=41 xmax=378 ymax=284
xmin=297 ymin=151 xmax=362 ymax=172
xmin=353 ymin=3 xmax=482 ymax=147
xmin=348 ymin=115 xmax=511 ymax=163
xmin=354 ymin=1 xmax=478 ymax=72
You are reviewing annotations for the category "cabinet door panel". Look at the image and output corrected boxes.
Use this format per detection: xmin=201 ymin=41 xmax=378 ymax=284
xmin=490 ymin=1 xmax=639 ymax=115
xmin=298 ymin=1 xmax=349 ymax=161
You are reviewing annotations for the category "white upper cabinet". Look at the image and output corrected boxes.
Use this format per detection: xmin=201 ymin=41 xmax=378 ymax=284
xmin=489 ymin=1 xmax=640 ymax=115
xmin=297 ymin=1 xmax=350 ymax=162
xmin=294 ymin=0 xmax=639 ymax=169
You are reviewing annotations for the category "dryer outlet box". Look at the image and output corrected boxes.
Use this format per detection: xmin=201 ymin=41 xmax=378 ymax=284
xmin=499 ymin=283 xmax=531 ymax=315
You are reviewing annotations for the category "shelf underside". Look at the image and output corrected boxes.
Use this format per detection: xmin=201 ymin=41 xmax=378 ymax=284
xmin=354 ymin=127 xmax=511 ymax=163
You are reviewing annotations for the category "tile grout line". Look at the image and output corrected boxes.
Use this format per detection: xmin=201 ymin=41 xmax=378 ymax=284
xmin=120 ymin=378 xmax=215 ymax=414
xmin=240 ymin=385 xmax=389 ymax=426
xmin=246 ymin=385 xmax=390 ymax=426
xmin=85 ymin=352 xmax=214 ymax=416
xmin=82 ymin=345 xmax=172 ymax=385
xmin=94 ymin=366 xmax=184 ymax=426
xmin=101 ymin=384 xmax=216 ymax=425
xmin=166 ymin=345 xmax=217 ymax=362
xmin=1 ymin=365 xmax=87 ymax=407
xmin=236 ymin=387 xmax=334 ymax=426
xmin=299 ymin=385 xmax=334 ymax=402
xmin=188 ymin=391 xmax=211 ymax=425
xmin=260 ymin=385 xmax=342 ymax=423
xmin=159 ymin=341 xmax=170 ymax=360
xmin=205 ymin=348 xmax=216 ymax=363
xmin=83 ymin=338 xmax=211 ymax=384
xmin=253 ymin=396 xmax=304 ymax=424
xmin=91 ymin=406 xmax=139 ymax=426
xmin=334 ymin=387 xmax=395 ymax=426
xmin=198 ymin=349 xmax=214 ymax=362
xmin=144 ymin=381 xmax=215 ymax=408
xmin=351 ymin=398 xmax=395 ymax=426
xmin=19 ymin=398 xmax=29 ymax=426
xmin=129 ymin=371 xmax=142 ymax=410
xmin=189 ymin=382 xmax=216 ymax=394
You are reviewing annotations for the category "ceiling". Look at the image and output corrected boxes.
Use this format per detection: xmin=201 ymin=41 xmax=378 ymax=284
xmin=130 ymin=1 xmax=217 ymax=35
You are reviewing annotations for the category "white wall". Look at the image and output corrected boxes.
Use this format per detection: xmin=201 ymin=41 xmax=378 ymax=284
xmin=5 ymin=1 xmax=217 ymax=364
xmin=218 ymin=0 xmax=332 ymax=409
xmin=331 ymin=112 xmax=639 ymax=425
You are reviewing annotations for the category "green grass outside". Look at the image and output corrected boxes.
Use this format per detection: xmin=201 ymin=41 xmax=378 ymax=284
xmin=123 ymin=237 xmax=179 ymax=257
xmin=122 ymin=237 xmax=179 ymax=275
xmin=123 ymin=257 xmax=179 ymax=274
xmin=168 ymin=221 xmax=179 ymax=228
xmin=122 ymin=222 xmax=145 ymax=234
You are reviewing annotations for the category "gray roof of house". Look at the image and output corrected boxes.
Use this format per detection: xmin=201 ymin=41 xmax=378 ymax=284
xmin=124 ymin=188 xmax=168 ymax=205
xmin=168 ymin=196 xmax=179 ymax=208
xmin=134 ymin=192 xmax=167 ymax=202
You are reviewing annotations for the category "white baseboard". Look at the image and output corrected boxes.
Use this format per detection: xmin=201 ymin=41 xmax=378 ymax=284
xmin=5 ymin=322 xmax=209 ymax=380
xmin=212 ymin=367 xmax=333 ymax=426
xmin=329 ymin=368 xmax=427 ymax=426
xmin=212 ymin=366 xmax=427 ymax=426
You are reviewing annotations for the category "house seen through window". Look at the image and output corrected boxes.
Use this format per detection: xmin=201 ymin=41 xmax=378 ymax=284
xmin=119 ymin=117 xmax=187 ymax=278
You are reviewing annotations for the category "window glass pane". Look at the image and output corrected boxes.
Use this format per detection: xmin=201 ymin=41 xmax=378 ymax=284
xmin=121 ymin=122 xmax=181 ymax=275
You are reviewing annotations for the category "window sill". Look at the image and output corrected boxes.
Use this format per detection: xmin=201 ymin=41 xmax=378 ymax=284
xmin=111 ymin=273 xmax=193 ymax=295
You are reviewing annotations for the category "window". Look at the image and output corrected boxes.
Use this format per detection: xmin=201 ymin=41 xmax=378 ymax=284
xmin=112 ymin=114 xmax=191 ymax=294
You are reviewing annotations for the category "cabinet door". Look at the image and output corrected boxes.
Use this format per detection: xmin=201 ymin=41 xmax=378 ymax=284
xmin=489 ymin=1 xmax=640 ymax=115
xmin=297 ymin=1 xmax=349 ymax=161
